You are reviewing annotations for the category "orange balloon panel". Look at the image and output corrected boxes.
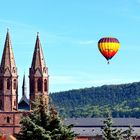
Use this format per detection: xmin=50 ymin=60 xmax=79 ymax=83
xmin=98 ymin=37 xmax=120 ymax=61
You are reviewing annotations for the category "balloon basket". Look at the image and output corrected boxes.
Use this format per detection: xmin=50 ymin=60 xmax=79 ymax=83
xmin=107 ymin=61 xmax=110 ymax=64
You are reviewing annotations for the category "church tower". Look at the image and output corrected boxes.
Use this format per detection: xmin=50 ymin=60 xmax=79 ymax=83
xmin=0 ymin=30 xmax=18 ymax=111
xmin=29 ymin=33 xmax=49 ymax=106
xmin=18 ymin=74 xmax=29 ymax=110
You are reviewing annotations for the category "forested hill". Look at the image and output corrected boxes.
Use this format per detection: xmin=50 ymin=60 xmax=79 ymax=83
xmin=50 ymin=82 xmax=140 ymax=118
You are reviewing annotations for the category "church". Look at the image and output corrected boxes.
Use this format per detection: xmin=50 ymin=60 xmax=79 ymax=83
xmin=0 ymin=30 xmax=49 ymax=135
xmin=1 ymin=30 xmax=140 ymax=140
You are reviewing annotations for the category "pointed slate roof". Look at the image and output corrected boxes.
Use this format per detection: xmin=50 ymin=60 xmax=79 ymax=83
xmin=31 ymin=33 xmax=46 ymax=72
xmin=0 ymin=30 xmax=17 ymax=75
xmin=22 ymin=74 xmax=27 ymax=97
xmin=18 ymin=96 xmax=30 ymax=110
xmin=18 ymin=74 xmax=30 ymax=110
xmin=19 ymin=96 xmax=29 ymax=106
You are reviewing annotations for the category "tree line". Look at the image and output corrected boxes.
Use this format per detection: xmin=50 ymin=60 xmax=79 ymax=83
xmin=50 ymin=82 xmax=140 ymax=118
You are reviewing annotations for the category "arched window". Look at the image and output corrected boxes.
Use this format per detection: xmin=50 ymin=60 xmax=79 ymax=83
xmin=0 ymin=100 xmax=2 ymax=110
xmin=7 ymin=79 xmax=10 ymax=90
xmin=7 ymin=116 xmax=10 ymax=123
xmin=13 ymin=79 xmax=16 ymax=89
xmin=30 ymin=79 xmax=34 ymax=93
xmin=44 ymin=79 xmax=47 ymax=92
xmin=37 ymin=78 xmax=42 ymax=92
xmin=0 ymin=79 xmax=3 ymax=90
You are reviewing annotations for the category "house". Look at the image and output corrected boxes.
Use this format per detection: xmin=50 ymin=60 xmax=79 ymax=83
xmin=65 ymin=118 xmax=140 ymax=140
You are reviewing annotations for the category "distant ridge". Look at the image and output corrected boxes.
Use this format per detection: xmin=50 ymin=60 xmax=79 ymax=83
xmin=50 ymin=82 xmax=140 ymax=118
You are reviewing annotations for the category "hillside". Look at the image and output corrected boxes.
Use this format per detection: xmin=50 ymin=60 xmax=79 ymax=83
xmin=50 ymin=82 xmax=140 ymax=118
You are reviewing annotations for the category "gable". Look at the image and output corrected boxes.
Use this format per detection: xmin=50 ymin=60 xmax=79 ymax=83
xmin=34 ymin=68 xmax=42 ymax=77
xmin=4 ymin=68 xmax=11 ymax=76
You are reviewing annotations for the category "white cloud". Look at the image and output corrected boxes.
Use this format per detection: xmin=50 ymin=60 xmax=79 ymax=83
xmin=49 ymin=71 xmax=140 ymax=92
xmin=50 ymin=75 xmax=76 ymax=84
xmin=49 ymin=74 xmax=123 ymax=86
xmin=49 ymin=74 xmax=126 ymax=92
xmin=79 ymin=40 xmax=96 ymax=45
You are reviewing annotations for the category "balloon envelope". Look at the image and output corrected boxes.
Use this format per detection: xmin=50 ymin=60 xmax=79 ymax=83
xmin=98 ymin=37 xmax=120 ymax=62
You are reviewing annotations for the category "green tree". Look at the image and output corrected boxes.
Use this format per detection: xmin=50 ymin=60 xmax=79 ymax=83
xmin=102 ymin=116 xmax=136 ymax=140
xmin=16 ymin=96 xmax=76 ymax=140
xmin=123 ymin=126 xmax=136 ymax=140
xmin=102 ymin=115 xmax=124 ymax=140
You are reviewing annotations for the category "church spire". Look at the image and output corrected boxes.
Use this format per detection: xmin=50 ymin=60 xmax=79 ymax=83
xmin=1 ymin=29 xmax=17 ymax=75
xmin=22 ymin=73 xmax=27 ymax=97
xmin=18 ymin=73 xmax=29 ymax=110
xmin=31 ymin=32 xmax=46 ymax=72
xmin=29 ymin=33 xmax=49 ymax=106
xmin=0 ymin=30 xmax=18 ymax=111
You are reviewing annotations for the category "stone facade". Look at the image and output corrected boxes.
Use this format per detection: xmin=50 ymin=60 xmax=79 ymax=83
xmin=0 ymin=31 xmax=18 ymax=112
xmin=0 ymin=111 xmax=29 ymax=135
xmin=0 ymin=30 xmax=49 ymax=135
xmin=29 ymin=33 xmax=49 ymax=107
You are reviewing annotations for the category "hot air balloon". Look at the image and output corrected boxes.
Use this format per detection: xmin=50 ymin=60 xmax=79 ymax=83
xmin=98 ymin=37 xmax=120 ymax=64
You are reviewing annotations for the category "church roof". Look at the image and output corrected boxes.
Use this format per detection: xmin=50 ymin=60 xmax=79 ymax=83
xmin=19 ymin=95 xmax=29 ymax=105
xmin=0 ymin=30 xmax=17 ymax=75
xmin=65 ymin=118 xmax=140 ymax=127
xmin=18 ymin=96 xmax=30 ymax=110
xmin=22 ymin=74 xmax=27 ymax=97
xmin=18 ymin=74 xmax=30 ymax=110
xmin=31 ymin=33 xmax=46 ymax=72
xmin=65 ymin=118 xmax=140 ymax=136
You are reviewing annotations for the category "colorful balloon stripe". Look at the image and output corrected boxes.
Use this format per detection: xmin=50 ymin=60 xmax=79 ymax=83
xmin=98 ymin=37 xmax=119 ymax=43
xmin=98 ymin=37 xmax=120 ymax=62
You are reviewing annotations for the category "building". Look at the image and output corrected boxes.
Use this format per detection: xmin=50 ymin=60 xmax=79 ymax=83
xmin=0 ymin=30 xmax=140 ymax=140
xmin=65 ymin=118 xmax=140 ymax=140
xmin=0 ymin=30 xmax=49 ymax=135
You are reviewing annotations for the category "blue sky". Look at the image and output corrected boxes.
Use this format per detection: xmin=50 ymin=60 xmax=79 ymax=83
xmin=0 ymin=0 xmax=140 ymax=98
